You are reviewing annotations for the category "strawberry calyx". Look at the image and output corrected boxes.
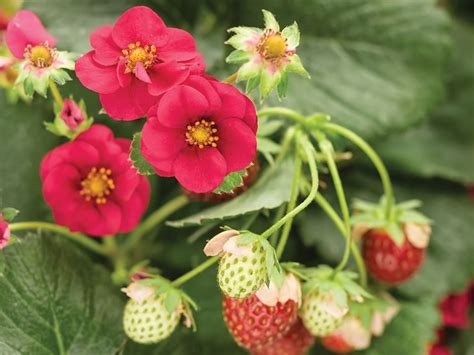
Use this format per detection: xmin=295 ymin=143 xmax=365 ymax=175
xmin=351 ymin=197 xmax=432 ymax=246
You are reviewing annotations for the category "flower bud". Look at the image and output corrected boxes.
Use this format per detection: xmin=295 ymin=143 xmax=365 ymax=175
xmin=44 ymin=98 xmax=93 ymax=139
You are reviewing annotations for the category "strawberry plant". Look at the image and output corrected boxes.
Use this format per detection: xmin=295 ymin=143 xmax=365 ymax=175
xmin=0 ymin=0 xmax=473 ymax=354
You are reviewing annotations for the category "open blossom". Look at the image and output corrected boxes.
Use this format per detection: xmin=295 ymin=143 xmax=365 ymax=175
xmin=141 ymin=75 xmax=257 ymax=193
xmin=439 ymin=283 xmax=473 ymax=329
xmin=76 ymin=6 xmax=204 ymax=121
xmin=0 ymin=217 xmax=10 ymax=249
xmin=40 ymin=125 xmax=150 ymax=236
xmin=226 ymin=10 xmax=309 ymax=99
xmin=5 ymin=10 xmax=74 ymax=97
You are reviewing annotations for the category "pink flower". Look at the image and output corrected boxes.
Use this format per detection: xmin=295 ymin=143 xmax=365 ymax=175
xmin=439 ymin=284 xmax=472 ymax=329
xmin=40 ymin=125 xmax=150 ymax=237
xmin=141 ymin=75 xmax=257 ymax=193
xmin=5 ymin=10 xmax=74 ymax=96
xmin=60 ymin=99 xmax=86 ymax=130
xmin=75 ymin=6 xmax=204 ymax=121
xmin=0 ymin=218 xmax=11 ymax=249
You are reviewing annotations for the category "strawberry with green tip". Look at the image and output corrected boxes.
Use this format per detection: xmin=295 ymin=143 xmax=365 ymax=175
xmin=204 ymin=230 xmax=277 ymax=298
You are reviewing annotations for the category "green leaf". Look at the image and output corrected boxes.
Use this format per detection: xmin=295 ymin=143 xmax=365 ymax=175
xmin=168 ymin=156 xmax=296 ymax=227
xmin=257 ymin=137 xmax=281 ymax=154
xmin=237 ymin=0 xmax=451 ymax=140
xmin=213 ymin=169 xmax=247 ymax=194
xmin=373 ymin=21 xmax=474 ymax=183
xmin=130 ymin=132 xmax=156 ymax=176
xmin=0 ymin=233 xmax=125 ymax=354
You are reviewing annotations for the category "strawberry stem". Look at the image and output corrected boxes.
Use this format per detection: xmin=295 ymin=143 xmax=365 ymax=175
xmin=9 ymin=221 xmax=108 ymax=256
xmin=276 ymin=154 xmax=302 ymax=258
xmin=260 ymin=134 xmax=319 ymax=240
xmin=257 ymin=107 xmax=306 ymax=125
xmin=322 ymin=123 xmax=394 ymax=221
xmin=316 ymin=132 xmax=352 ymax=274
xmin=171 ymin=256 xmax=220 ymax=287
xmin=49 ymin=79 xmax=64 ymax=107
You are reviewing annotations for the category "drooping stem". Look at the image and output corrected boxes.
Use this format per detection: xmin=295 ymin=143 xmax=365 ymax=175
xmin=257 ymin=107 xmax=306 ymax=125
xmin=261 ymin=135 xmax=318 ymax=240
xmin=49 ymin=79 xmax=64 ymax=107
xmin=276 ymin=155 xmax=302 ymax=258
xmin=316 ymin=133 xmax=352 ymax=274
xmin=9 ymin=222 xmax=107 ymax=256
xmin=123 ymin=194 xmax=189 ymax=252
xmin=323 ymin=123 xmax=394 ymax=220
xmin=314 ymin=192 xmax=367 ymax=287
xmin=171 ymin=256 xmax=220 ymax=287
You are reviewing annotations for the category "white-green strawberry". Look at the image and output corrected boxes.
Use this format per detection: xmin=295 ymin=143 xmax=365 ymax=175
xmin=217 ymin=240 xmax=267 ymax=298
xmin=123 ymin=293 xmax=180 ymax=344
xmin=300 ymin=289 xmax=349 ymax=337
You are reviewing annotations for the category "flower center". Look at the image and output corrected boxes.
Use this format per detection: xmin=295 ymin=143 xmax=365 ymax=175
xmin=258 ymin=30 xmax=288 ymax=60
xmin=121 ymin=42 xmax=157 ymax=73
xmin=185 ymin=119 xmax=219 ymax=149
xmin=25 ymin=44 xmax=55 ymax=68
xmin=80 ymin=167 xmax=115 ymax=205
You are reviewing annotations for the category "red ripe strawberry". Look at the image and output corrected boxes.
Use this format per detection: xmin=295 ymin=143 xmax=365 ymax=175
xmin=252 ymin=318 xmax=315 ymax=355
xmin=223 ymin=293 xmax=298 ymax=351
xmin=185 ymin=159 xmax=260 ymax=202
xmin=362 ymin=228 xmax=425 ymax=285
xmin=320 ymin=334 xmax=353 ymax=353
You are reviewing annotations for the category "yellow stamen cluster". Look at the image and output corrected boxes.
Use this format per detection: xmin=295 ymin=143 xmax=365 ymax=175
xmin=185 ymin=119 xmax=219 ymax=149
xmin=257 ymin=29 xmax=289 ymax=61
xmin=80 ymin=167 xmax=115 ymax=205
xmin=24 ymin=44 xmax=56 ymax=68
xmin=121 ymin=42 xmax=157 ymax=73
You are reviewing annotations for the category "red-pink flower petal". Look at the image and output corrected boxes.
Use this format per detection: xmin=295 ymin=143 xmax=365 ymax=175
xmin=210 ymin=81 xmax=246 ymax=122
xmin=243 ymin=95 xmax=258 ymax=133
xmin=112 ymin=6 xmax=167 ymax=48
xmin=158 ymin=28 xmax=198 ymax=62
xmin=174 ymin=148 xmax=227 ymax=193
xmin=148 ymin=61 xmax=190 ymax=96
xmin=118 ymin=180 xmax=150 ymax=233
xmin=113 ymin=169 xmax=140 ymax=201
xmin=135 ymin=62 xmax=151 ymax=83
xmin=90 ymin=24 xmax=121 ymax=66
xmin=217 ymin=118 xmax=257 ymax=173
xmin=157 ymin=85 xmax=209 ymax=128
xmin=141 ymin=117 xmax=186 ymax=161
xmin=100 ymin=80 xmax=155 ymax=120
xmin=76 ymin=51 xmax=120 ymax=94
xmin=184 ymin=75 xmax=221 ymax=113
xmin=6 ymin=10 xmax=57 ymax=59
xmin=117 ymin=60 xmax=132 ymax=87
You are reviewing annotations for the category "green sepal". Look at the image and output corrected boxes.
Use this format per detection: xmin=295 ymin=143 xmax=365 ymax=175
xmin=130 ymin=132 xmax=156 ymax=176
xmin=0 ymin=207 xmax=19 ymax=222
xmin=260 ymin=70 xmax=281 ymax=100
xmin=286 ymin=54 xmax=310 ymax=79
xmin=262 ymin=9 xmax=280 ymax=31
xmin=226 ymin=50 xmax=251 ymax=64
xmin=277 ymin=71 xmax=288 ymax=99
xmin=50 ymin=69 xmax=72 ymax=86
xmin=281 ymin=22 xmax=300 ymax=48
xmin=213 ymin=168 xmax=248 ymax=194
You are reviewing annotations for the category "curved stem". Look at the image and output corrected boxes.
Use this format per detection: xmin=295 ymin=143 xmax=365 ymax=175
xmin=314 ymin=193 xmax=367 ymax=288
xmin=269 ymin=204 xmax=286 ymax=246
xmin=317 ymin=134 xmax=352 ymax=274
xmin=9 ymin=222 xmax=107 ymax=256
xmin=171 ymin=256 xmax=219 ymax=287
xmin=123 ymin=194 xmax=188 ymax=252
xmin=257 ymin=107 xmax=306 ymax=125
xmin=49 ymin=79 xmax=64 ymax=107
xmin=261 ymin=135 xmax=318 ymax=240
xmin=323 ymin=123 xmax=394 ymax=220
xmin=276 ymin=155 xmax=302 ymax=258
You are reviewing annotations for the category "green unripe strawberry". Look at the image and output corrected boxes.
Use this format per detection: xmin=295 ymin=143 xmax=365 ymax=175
xmin=123 ymin=294 xmax=180 ymax=344
xmin=218 ymin=241 xmax=267 ymax=298
xmin=300 ymin=289 xmax=348 ymax=337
